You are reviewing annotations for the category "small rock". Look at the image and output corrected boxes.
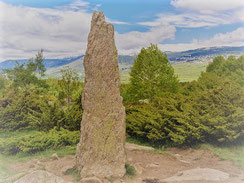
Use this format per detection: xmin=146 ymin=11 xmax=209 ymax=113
xmin=163 ymin=168 xmax=229 ymax=182
xmin=80 ymin=177 xmax=102 ymax=183
xmin=133 ymin=163 xmax=144 ymax=174
xmin=125 ymin=143 xmax=154 ymax=151
xmin=51 ymin=153 xmax=59 ymax=160
xmin=36 ymin=160 xmax=43 ymax=166
xmin=127 ymin=157 xmax=133 ymax=162
xmin=61 ymin=164 xmax=75 ymax=174
xmin=14 ymin=170 xmax=67 ymax=183
xmin=143 ymin=178 xmax=160 ymax=183
xmin=113 ymin=179 xmax=122 ymax=183
xmin=2 ymin=172 xmax=26 ymax=183
xmin=146 ymin=163 xmax=159 ymax=168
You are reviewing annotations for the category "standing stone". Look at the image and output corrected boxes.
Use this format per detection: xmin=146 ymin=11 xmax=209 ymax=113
xmin=76 ymin=11 xmax=126 ymax=178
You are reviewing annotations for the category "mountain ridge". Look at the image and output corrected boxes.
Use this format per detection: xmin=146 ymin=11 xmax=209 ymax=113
xmin=0 ymin=46 xmax=243 ymax=77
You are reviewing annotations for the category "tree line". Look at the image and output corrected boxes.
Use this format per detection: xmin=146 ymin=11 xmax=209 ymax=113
xmin=0 ymin=44 xmax=243 ymax=155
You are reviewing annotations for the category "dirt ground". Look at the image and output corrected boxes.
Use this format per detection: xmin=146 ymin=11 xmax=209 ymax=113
xmin=7 ymin=144 xmax=244 ymax=183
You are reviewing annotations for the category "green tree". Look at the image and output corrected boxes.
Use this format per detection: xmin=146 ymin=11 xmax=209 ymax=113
xmin=3 ymin=50 xmax=46 ymax=88
xmin=57 ymin=67 xmax=80 ymax=105
xmin=129 ymin=44 xmax=179 ymax=102
xmin=0 ymin=76 xmax=6 ymax=91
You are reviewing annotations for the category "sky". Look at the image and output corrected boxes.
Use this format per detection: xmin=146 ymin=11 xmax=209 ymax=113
xmin=0 ymin=0 xmax=243 ymax=61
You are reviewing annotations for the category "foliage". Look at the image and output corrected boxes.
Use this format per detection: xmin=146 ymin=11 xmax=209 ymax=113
xmin=0 ymin=128 xmax=80 ymax=155
xmin=3 ymin=50 xmax=46 ymax=88
xmin=129 ymin=44 xmax=179 ymax=102
xmin=0 ymin=67 xmax=82 ymax=131
xmin=28 ymin=95 xmax=82 ymax=131
xmin=126 ymin=55 xmax=244 ymax=145
xmin=0 ymin=88 xmax=44 ymax=131
xmin=125 ymin=163 xmax=136 ymax=177
xmin=0 ymin=76 xmax=6 ymax=91
xmin=126 ymin=94 xmax=204 ymax=145
xmin=194 ymin=82 xmax=244 ymax=143
xmin=27 ymin=68 xmax=83 ymax=131
xmin=57 ymin=66 xmax=80 ymax=105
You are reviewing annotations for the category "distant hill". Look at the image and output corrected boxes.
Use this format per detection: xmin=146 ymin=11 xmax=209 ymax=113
xmin=0 ymin=55 xmax=84 ymax=70
xmin=167 ymin=46 xmax=244 ymax=62
xmin=0 ymin=46 xmax=243 ymax=78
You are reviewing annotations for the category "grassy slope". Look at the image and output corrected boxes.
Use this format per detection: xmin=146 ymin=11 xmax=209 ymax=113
xmin=46 ymin=60 xmax=208 ymax=83
xmin=120 ymin=62 xmax=209 ymax=83
xmin=203 ymin=144 xmax=244 ymax=169
xmin=172 ymin=62 xmax=209 ymax=82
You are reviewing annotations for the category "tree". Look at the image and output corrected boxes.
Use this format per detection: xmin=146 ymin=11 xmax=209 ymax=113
xmin=0 ymin=76 xmax=6 ymax=91
xmin=3 ymin=50 xmax=46 ymax=88
xmin=57 ymin=66 xmax=80 ymax=105
xmin=129 ymin=44 xmax=179 ymax=102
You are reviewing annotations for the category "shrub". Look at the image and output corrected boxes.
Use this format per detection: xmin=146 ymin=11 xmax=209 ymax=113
xmin=0 ymin=88 xmax=44 ymax=130
xmin=125 ymin=163 xmax=136 ymax=177
xmin=194 ymin=82 xmax=244 ymax=143
xmin=28 ymin=90 xmax=82 ymax=131
xmin=126 ymin=93 xmax=204 ymax=145
xmin=0 ymin=129 xmax=80 ymax=155
xmin=0 ymin=128 xmax=80 ymax=155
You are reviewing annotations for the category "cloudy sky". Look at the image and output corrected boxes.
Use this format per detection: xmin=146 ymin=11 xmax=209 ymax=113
xmin=0 ymin=0 xmax=243 ymax=61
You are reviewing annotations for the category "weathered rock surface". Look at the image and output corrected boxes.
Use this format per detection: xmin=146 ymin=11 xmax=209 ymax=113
xmin=80 ymin=177 xmax=102 ymax=183
xmin=76 ymin=11 xmax=126 ymax=178
xmin=14 ymin=170 xmax=69 ymax=183
xmin=125 ymin=143 xmax=154 ymax=151
xmin=163 ymin=168 xmax=229 ymax=182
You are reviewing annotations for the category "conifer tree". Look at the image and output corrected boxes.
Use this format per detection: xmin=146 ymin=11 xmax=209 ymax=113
xmin=130 ymin=44 xmax=179 ymax=102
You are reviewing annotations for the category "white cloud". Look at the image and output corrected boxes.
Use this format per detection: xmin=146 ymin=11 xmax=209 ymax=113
xmin=139 ymin=13 xmax=232 ymax=28
xmin=0 ymin=1 xmax=176 ymax=60
xmin=0 ymin=1 xmax=243 ymax=61
xmin=0 ymin=1 xmax=93 ymax=61
xmin=139 ymin=0 xmax=244 ymax=29
xmin=115 ymin=25 xmax=176 ymax=55
xmin=159 ymin=27 xmax=244 ymax=52
xmin=106 ymin=18 xmax=129 ymax=25
xmin=171 ymin=0 xmax=244 ymax=14
xmin=70 ymin=0 xmax=90 ymax=7
xmin=139 ymin=8 xmax=244 ymax=29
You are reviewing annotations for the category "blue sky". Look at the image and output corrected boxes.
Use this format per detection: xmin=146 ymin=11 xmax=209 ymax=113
xmin=0 ymin=0 xmax=243 ymax=61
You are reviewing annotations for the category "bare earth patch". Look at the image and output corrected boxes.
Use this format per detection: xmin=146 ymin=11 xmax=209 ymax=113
xmin=3 ymin=144 xmax=244 ymax=183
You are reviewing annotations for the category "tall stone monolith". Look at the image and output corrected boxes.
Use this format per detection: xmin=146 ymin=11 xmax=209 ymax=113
xmin=76 ymin=11 xmax=126 ymax=178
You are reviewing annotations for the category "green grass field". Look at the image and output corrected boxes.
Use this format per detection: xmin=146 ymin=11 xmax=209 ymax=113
xmin=173 ymin=62 xmax=209 ymax=82
xmin=120 ymin=62 xmax=209 ymax=83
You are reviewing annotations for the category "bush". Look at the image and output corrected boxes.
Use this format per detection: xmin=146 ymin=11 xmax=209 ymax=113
xmin=0 ymin=128 xmax=80 ymax=155
xmin=0 ymin=88 xmax=44 ymax=130
xmin=125 ymin=163 xmax=136 ymax=177
xmin=28 ymin=88 xmax=82 ymax=131
xmin=194 ymin=82 xmax=244 ymax=143
xmin=126 ymin=93 xmax=204 ymax=145
xmin=126 ymin=56 xmax=244 ymax=145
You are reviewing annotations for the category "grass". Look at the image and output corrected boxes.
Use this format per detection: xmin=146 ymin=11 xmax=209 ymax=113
xmin=120 ymin=61 xmax=209 ymax=83
xmin=202 ymin=143 xmax=244 ymax=169
xmin=63 ymin=166 xmax=81 ymax=182
xmin=126 ymin=136 xmax=154 ymax=148
xmin=172 ymin=62 xmax=208 ymax=82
